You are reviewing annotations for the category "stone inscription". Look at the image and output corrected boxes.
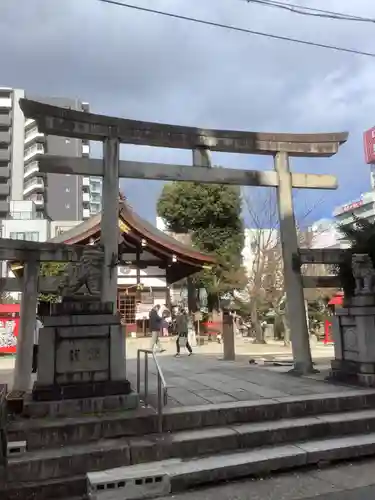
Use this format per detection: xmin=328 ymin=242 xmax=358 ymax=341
xmin=56 ymin=338 xmax=109 ymax=375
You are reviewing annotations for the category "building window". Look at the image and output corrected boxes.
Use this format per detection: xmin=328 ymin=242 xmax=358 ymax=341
xmin=117 ymin=292 xmax=136 ymax=324
xmin=9 ymin=231 xmax=39 ymax=241
xmin=9 ymin=232 xmax=25 ymax=240
xmin=27 ymin=232 xmax=39 ymax=242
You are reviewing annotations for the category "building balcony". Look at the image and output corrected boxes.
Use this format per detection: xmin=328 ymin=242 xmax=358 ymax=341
xmin=0 ymin=131 xmax=10 ymax=145
xmin=83 ymin=208 xmax=91 ymax=219
xmin=0 ymin=114 xmax=11 ymax=127
xmin=23 ymin=177 xmax=45 ymax=196
xmin=0 ymin=201 xmax=9 ymax=216
xmin=24 ymin=128 xmax=44 ymax=146
xmin=0 ymin=166 xmax=10 ymax=180
xmin=26 ymin=194 xmax=44 ymax=206
xmin=24 ymin=161 xmax=39 ymax=180
xmin=25 ymin=118 xmax=35 ymax=128
xmin=0 ymin=97 xmax=12 ymax=109
xmin=24 ymin=143 xmax=44 ymax=163
xmin=0 ymin=148 xmax=10 ymax=162
xmin=0 ymin=183 xmax=10 ymax=197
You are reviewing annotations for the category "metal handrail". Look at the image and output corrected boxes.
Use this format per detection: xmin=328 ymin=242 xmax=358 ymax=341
xmin=136 ymin=349 xmax=168 ymax=433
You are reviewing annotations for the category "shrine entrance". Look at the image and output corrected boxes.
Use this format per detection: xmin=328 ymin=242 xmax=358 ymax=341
xmin=17 ymin=98 xmax=348 ymax=375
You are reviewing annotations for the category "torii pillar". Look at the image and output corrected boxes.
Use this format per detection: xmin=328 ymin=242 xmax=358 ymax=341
xmin=101 ymin=136 xmax=120 ymax=312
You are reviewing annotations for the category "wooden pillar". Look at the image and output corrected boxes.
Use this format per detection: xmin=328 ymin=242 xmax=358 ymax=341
xmin=13 ymin=258 xmax=39 ymax=392
xmin=101 ymin=137 xmax=120 ymax=311
xmin=274 ymin=151 xmax=313 ymax=374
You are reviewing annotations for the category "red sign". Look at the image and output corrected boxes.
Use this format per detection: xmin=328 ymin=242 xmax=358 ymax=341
xmin=364 ymin=127 xmax=375 ymax=164
xmin=0 ymin=316 xmax=19 ymax=353
xmin=339 ymin=199 xmax=364 ymax=214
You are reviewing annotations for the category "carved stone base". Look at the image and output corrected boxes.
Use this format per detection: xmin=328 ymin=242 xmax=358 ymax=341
xmin=330 ymin=359 xmax=375 ymax=387
xmin=32 ymin=379 xmax=131 ymax=402
xmin=33 ymin=307 xmax=132 ymax=408
xmin=51 ymin=300 xmax=114 ymax=316
xmin=24 ymin=392 xmax=139 ymax=418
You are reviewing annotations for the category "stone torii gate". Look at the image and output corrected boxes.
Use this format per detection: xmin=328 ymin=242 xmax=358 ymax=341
xmin=19 ymin=99 xmax=347 ymax=374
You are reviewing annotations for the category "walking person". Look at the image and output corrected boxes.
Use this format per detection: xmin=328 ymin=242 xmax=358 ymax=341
xmin=149 ymin=304 xmax=165 ymax=353
xmin=32 ymin=315 xmax=43 ymax=374
xmin=175 ymin=307 xmax=192 ymax=357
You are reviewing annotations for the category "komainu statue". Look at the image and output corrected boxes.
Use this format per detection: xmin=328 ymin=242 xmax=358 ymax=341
xmin=58 ymin=245 xmax=104 ymax=299
xmin=352 ymin=253 xmax=375 ymax=295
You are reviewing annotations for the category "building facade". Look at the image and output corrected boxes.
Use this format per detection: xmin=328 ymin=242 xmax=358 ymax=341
xmin=333 ymin=191 xmax=375 ymax=228
xmin=309 ymin=218 xmax=343 ymax=249
xmin=0 ymin=88 xmax=25 ymax=218
xmin=0 ymin=87 xmax=103 ymax=221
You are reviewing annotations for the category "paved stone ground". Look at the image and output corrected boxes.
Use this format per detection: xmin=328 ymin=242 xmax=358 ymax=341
xmin=0 ymin=338 xmax=335 ymax=395
xmin=126 ymin=350 xmax=357 ymax=408
xmin=154 ymin=458 xmax=375 ymax=500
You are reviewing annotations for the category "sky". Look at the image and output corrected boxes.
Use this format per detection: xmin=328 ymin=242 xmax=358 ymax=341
xmin=1 ymin=0 xmax=375 ymax=227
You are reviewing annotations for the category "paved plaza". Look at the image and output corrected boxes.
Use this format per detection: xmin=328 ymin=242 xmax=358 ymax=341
xmin=0 ymin=338 xmax=341 ymax=406
xmin=125 ymin=338 xmax=355 ymax=408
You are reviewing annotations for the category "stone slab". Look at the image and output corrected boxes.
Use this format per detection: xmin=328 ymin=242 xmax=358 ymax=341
xmin=6 ymin=437 xmax=131 ymax=484
xmin=110 ymin=324 xmax=127 ymax=381
xmin=36 ymin=314 xmax=126 ymax=391
xmin=24 ymin=392 xmax=139 ymax=418
xmin=298 ymin=432 xmax=375 ymax=464
xmin=0 ymin=475 xmax=87 ymax=500
xmin=56 ymin=324 xmax=110 ymax=338
xmin=32 ymin=379 xmax=131 ymax=402
xmin=51 ymin=301 xmax=113 ymax=316
xmin=43 ymin=314 xmax=121 ymax=327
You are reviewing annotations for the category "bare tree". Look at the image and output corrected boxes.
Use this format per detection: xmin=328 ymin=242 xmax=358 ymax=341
xmin=241 ymin=188 xmax=326 ymax=344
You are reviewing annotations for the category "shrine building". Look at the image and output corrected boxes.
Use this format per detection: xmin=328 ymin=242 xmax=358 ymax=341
xmin=46 ymin=201 xmax=215 ymax=333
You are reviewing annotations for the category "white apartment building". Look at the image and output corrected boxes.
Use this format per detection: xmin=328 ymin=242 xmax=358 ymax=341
xmin=0 ymin=87 xmax=103 ymax=221
xmin=1 ymin=201 xmax=81 ymax=281
xmin=309 ymin=218 xmax=344 ymax=249
xmin=333 ymin=191 xmax=375 ymax=228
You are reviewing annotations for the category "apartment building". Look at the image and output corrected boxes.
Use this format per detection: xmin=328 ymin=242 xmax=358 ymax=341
xmin=0 ymin=88 xmax=25 ymax=219
xmin=333 ymin=191 xmax=375 ymax=228
xmin=0 ymin=87 xmax=103 ymax=221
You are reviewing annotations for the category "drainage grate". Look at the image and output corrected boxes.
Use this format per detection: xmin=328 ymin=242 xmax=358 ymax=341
xmin=7 ymin=440 xmax=27 ymax=456
xmin=88 ymin=472 xmax=170 ymax=499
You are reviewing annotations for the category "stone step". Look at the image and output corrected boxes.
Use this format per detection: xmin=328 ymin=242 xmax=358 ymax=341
xmin=6 ymin=408 xmax=375 ymax=484
xmin=7 ymin=406 xmax=158 ymax=450
xmin=87 ymin=432 xmax=375 ymax=498
xmin=8 ymin=389 xmax=375 ymax=450
xmin=0 ymin=475 xmax=87 ymax=500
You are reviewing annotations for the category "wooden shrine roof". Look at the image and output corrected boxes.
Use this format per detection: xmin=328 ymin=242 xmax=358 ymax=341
xmin=49 ymin=201 xmax=216 ymax=269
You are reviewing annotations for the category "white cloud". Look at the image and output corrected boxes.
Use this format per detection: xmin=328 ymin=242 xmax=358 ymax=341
xmin=1 ymin=0 xmax=375 ymax=222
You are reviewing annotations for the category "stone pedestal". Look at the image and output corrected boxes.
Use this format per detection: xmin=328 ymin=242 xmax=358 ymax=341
xmin=331 ymin=294 xmax=375 ymax=387
xmin=31 ymin=301 xmax=135 ymax=412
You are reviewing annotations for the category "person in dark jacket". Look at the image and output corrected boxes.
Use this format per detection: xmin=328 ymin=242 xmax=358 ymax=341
xmin=149 ymin=304 xmax=164 ymax=353
xmin=175 ymin=307 xmax=192 ymax=357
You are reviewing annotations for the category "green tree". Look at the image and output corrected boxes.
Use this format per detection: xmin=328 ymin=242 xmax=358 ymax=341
xmin=157 ymin=182 xmax=245 ymax=310
xmin=39 ymin=262 xmax=67 ymax=303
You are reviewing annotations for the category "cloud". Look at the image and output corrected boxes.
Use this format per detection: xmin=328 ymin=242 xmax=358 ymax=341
xmin=1 ymin=0 xmax=375 ymax=223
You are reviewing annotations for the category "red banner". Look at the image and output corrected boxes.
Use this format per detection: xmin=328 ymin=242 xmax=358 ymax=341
xmin=0 ymin=316 xmax=19 ymax=354
xmin=364 ymin=127 xmax=375 ymax=164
